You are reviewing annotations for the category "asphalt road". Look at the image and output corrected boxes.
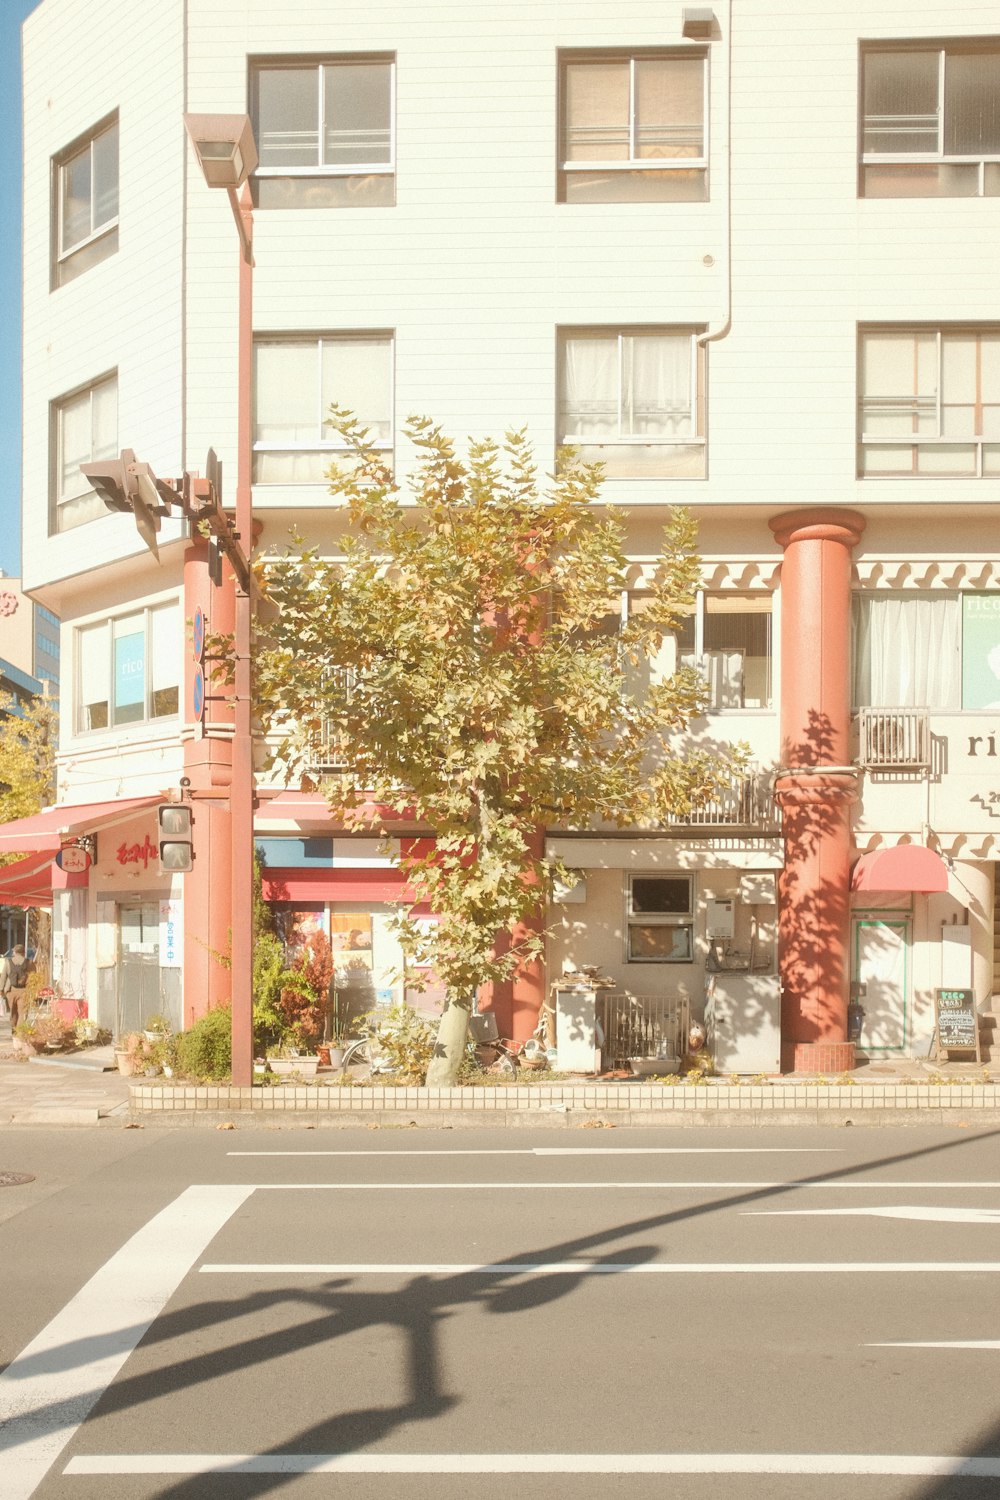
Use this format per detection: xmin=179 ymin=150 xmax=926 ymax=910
xmin=2 ymin=1122 xmax=1000 ymax=1500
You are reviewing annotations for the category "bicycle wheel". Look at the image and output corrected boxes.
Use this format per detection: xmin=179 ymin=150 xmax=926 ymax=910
xmin=338 ymin=1038 xmax=373 ymax=1081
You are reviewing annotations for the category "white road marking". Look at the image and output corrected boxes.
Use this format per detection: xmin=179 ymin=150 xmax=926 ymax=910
xmin=0 ymin=1185 xmax=253 ymax=1500
xmin=746 ymin=1207 xmax=1000 ymax=1223
xmin=228 ymin=1148 xmax=842 ymax=1157
xmin=243 ymin=1180 xmax=1000 ymax=1190
xmin=61 ymin=1452 xmax=1000 ymax=1477
xmin=870 ymin=1341 xmax=1000 ymax=1349
xmin=199 ymin=1260 xmax=1000 ymax=1276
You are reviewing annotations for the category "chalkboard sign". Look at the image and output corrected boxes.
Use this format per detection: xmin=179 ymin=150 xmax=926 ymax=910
xmin=935 ymin=989 xmax=980 ymax=1061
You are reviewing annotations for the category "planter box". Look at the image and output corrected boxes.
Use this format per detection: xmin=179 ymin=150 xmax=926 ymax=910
xmin=268 ymin=1056 xmax=320 ymax=1078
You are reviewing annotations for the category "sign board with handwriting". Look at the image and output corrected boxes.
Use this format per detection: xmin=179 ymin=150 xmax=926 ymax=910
xmin=934 ymin=988 xmax=980 ymax=1061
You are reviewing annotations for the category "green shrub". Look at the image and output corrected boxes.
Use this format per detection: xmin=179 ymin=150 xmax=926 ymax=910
xmin=176 ymin=1005 xmax=232 ymax=1080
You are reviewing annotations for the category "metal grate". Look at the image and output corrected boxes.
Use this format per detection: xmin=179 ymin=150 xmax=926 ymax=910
xmin=598 ymin=992 xmax=691 ymax=1067
xmin=858 ymin=707 xmax=930 ymax=768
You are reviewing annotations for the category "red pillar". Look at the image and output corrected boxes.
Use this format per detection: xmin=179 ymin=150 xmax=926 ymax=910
xmin=768 ymin=509 xmax=865 ymax=1074
xmin=182 ymin=536 xmax=235 ymax=1025
xmin=485 ymin=826 xmax=546 ymax=1044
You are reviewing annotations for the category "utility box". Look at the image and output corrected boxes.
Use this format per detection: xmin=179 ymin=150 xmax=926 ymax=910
xmin=706 ymin=972 xmax=781 ymax=1074
xmin=706 ymin=899 xmax=735 ymax=939
xmin=554 ymin=985 xmax=600 ymax=1073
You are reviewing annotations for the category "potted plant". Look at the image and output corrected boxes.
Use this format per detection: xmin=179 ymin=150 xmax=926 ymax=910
xmin=114 ymin=1031 xmax=146 ymax=1077
xmin=143 ymin=1012 xmax=172 ymax=1043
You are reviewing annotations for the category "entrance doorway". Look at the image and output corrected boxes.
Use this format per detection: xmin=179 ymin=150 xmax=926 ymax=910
xmin=116 ymin=901 xmax=164 ymax=1035
xmin=853 ymin=917 xmax=909 ymax=1052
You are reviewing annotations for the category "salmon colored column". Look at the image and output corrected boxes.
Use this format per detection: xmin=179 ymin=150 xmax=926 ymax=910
xmin=485 ymin=826 xmax=546 ymax=1044
xmin=769 ymin=509 xmax=865 ymax=1074
xmin=182 ymin=536 xmax=235 ymax=1024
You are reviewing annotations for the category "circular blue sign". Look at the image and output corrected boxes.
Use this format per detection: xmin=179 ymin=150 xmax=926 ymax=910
xmin=192 ymin=666 xmax=205 ymax=721
xmin=192 ymin=606 xmax=205 ymax=662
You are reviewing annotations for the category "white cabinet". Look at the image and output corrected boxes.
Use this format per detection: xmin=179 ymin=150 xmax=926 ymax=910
xmin=706 ymin=973 xmax=781 ymax=1075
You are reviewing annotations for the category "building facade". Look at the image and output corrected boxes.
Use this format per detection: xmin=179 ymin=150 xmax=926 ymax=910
xmin=12 ymin=0 xmax=1000 ymax=1067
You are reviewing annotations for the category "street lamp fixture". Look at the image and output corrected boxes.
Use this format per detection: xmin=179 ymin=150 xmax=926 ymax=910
xmin=184 ymin=113 xmax=257 ymax=261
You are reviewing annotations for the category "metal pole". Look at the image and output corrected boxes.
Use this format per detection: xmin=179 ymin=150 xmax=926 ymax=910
xmin=230 ymin=185 xmax=255 ymax=1086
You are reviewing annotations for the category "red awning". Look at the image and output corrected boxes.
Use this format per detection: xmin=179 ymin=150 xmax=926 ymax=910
xmin=0 ymin=796 xmax=160 ymax=854
xmin=0 ymin=850 xmax=56 ymax=908
xmin=851 ymin=845 xmax=949 ymax=894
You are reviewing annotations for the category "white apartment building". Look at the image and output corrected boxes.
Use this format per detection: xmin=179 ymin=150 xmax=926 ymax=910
xmin=8 ymin=0 xmax=1000 ymax=1069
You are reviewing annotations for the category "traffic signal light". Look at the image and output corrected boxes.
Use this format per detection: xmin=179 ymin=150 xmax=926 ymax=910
xmin=158 ymin=804 xmax=194 ymax=872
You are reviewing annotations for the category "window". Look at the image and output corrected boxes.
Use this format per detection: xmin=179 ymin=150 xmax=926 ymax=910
xmin=559 ymin=51 xmax=707 ymax=203
xmin=630 ymin=591 xmax=771 ymax=709
xmin=626 ymin=874 xmax=694 ymax=963
xmin=76 ymin=602 xmax=180 ymax=733
xmin=251 ymin=57 xmax=394 ymax=207
xmin=253 ymin=335 xmax=393 ymax=483
xmin=859 ymin=328 xmax=1000 ymax=477
xmin=861 ymin=43 xmax=1000 ymax=198
xmin=558 ymin=329 xmax=706 ymax=477
xmin=53 ymin=116 xmax=118 ymax=286
xmin=852 ymin=592 xmax=1000 ymax=711
xmin=51 ymin=375 xmax=117 ymax=533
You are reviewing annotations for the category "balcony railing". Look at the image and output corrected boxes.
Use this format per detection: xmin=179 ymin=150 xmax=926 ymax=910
xmin=857 ymin=707 xmax=930 ymax=769
xmin=667 ymin=764 xmax=779 ymax=830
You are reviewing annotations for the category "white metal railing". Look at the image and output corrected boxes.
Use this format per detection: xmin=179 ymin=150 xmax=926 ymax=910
xmin=668 ymin=764 xmax=778 ymax=829
xmin=858 ymin=707 xmax=930 ymax=768
xmin=598 ymin=992 xmax=691 ymax=1068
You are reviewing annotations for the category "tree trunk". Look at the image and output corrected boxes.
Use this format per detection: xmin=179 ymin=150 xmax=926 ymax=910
xmin=425 ymin=997 xmax=471 ymax=1086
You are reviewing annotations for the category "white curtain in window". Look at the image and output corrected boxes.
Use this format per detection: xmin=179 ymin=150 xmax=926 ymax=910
xmin=623 ymin=335 xmax=692 ymax=437
xmin=321 ymin=339 xmax=391 ymax=440
xmin=150 ymin=605 xmax=180 ymax=698
xmin=561 ymin=337 xmax=619 ymax=439
xmin=254 ymin=343 xmax=317 ymax=445
xmin=852 ymin=594 xmax=961 ymax=709
xmin=78 ymin=622 xmax=109 ymax=730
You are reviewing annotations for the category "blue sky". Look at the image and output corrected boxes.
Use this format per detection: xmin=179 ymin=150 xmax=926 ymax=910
xmin=0 ymin=1 xmax=41 ymax=578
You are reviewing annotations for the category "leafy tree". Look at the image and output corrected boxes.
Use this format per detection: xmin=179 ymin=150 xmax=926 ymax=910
xmin=0 ymin=690 xmax=57 ymax=866
xmin=254 ymin=415 xmax=741 ymax=1083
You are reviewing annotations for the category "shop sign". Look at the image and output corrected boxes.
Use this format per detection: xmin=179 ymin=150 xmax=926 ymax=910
xmin=56 ymin=845 xmax=91 ymax=873
xmin=934 ymin=988 xmax=980 ymax=1059
xmin=116 ymin=834 xmax=158 ymax=870
xmin=159 ymin=898 xmax=182 ymax=968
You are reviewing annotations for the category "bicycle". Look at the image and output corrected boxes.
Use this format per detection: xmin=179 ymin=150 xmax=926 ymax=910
xmin=338 ymin=1008 xmax=521 ymax=1082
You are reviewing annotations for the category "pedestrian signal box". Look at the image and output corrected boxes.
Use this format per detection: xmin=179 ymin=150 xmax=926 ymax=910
xmin=158 ymin=804 xmax=194 ymax=872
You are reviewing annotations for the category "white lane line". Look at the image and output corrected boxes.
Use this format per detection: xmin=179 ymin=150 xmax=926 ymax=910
xmin=870 ymin=1341 xmax=1000 ymax=1349
xmin=199 ymin=1261 xmax=1000 ymax=1275
xmin=62 ymin=1452 xmax=1000 ymax=1477
xmin=227 ymin=1148 xmax=842 ymax=1157
xmin=0 ymin=1185 xmax=254 ymax=1500
xmin=244 ymin=1180 xmax=1000 ymax=1190
xmin=746 ymin=1207 xmax=1000 ymax=1223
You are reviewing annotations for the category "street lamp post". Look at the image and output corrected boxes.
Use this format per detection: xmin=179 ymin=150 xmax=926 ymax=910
xmin=184 ymin=113 xmax=258 ymax=1086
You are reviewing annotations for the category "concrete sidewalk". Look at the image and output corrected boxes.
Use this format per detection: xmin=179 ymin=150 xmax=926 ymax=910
xmin=3 ymin=1015 xmax=1000 ymax=1127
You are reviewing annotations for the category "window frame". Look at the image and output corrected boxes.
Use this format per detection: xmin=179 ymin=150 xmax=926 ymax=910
xmin=852 ymin=590 xmax=1000 ymax=712
xmin=598 ymin=588 xmax=773 ymax=712
xmin=74 ymin=600 xmax=181 ymax=737
xmin=557 ymin=326 xmax=707 ymax=478
xmin=625 ymin=873 xmax=695 ymax=964
xmin=49 ymin=372 xmax=118 ymax=535
xmin=558 ymin=48 xmax=709 ymax=203
xmin=859 ymin=40 xmax=1000 ymax=198
xmin=858 ymin=324 xmax=1000 ymax=479
xmin=52 ymin=114 xmax=119 ymax=286
xmin=249 ymin=55 xmax=396 ymax=205
xmin=252 ymin=332 xmax=395 ymax=485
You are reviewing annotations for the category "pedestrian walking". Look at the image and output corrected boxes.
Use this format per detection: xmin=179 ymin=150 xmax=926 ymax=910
xmin=5 ymin=945 xmax=31 ymax=1033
